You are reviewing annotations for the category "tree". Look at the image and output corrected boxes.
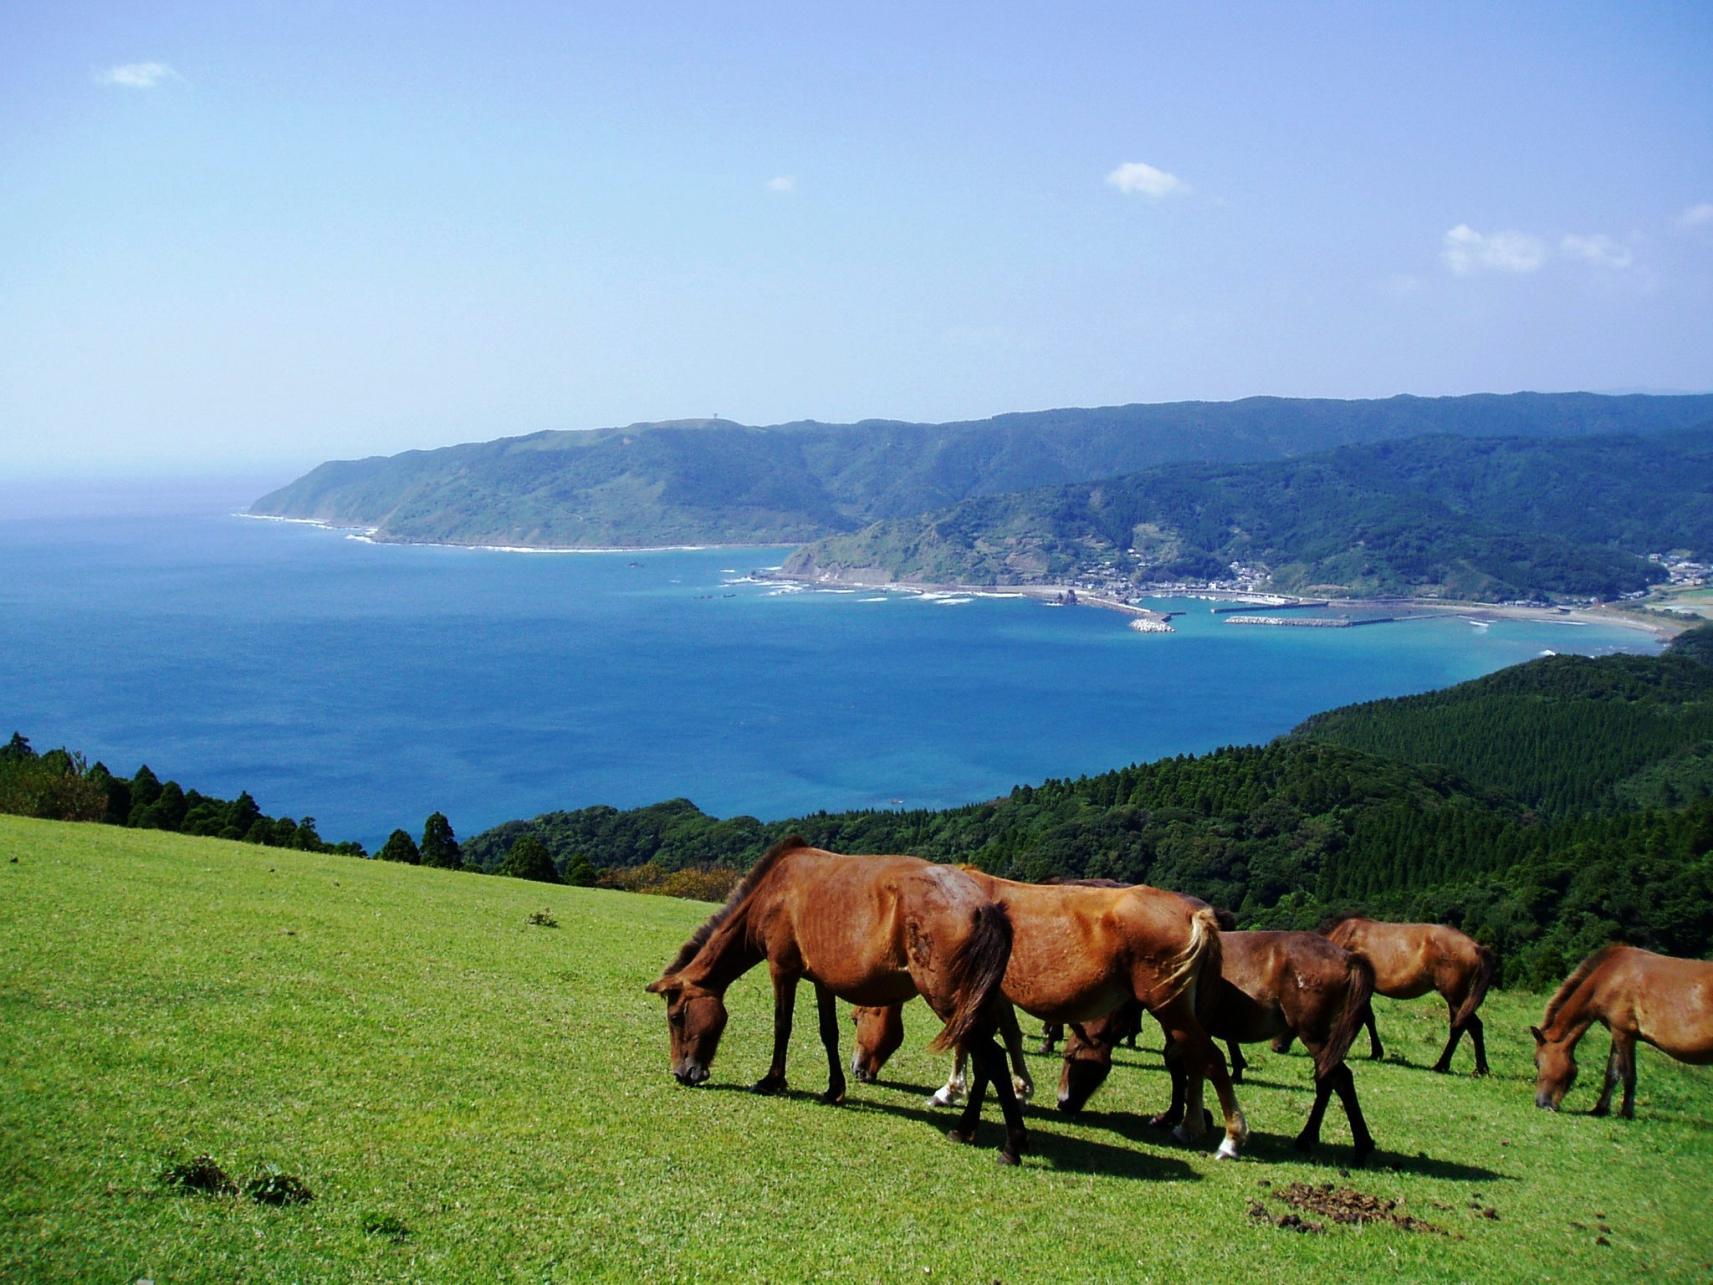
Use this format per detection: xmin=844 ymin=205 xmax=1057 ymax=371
xmin=1 ymin=732 xmax=34 ymax=762
xmin=499 ymin=834 xmax=561 ymax=883
xmin=564 ymin=853 xmax=597 ymax=887
xmin=377 ymin=829 xmax=420 ymax=864
xmin=420 ymin=812 xmax=462 ymax=870
xmin=127 ymin=765 xmax=163 ymax=821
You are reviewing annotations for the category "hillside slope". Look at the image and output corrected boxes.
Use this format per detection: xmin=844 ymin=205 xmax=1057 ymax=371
xmin=786 ymin=429 xmax=1713 ymax=599
xmin=3 ymin=816 xmax=1710 ymax=1280
xmin=250 ymin=392 xmax=1713 ymax=549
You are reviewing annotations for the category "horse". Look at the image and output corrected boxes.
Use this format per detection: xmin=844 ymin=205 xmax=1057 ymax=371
xmin=1057 ymin=931 xmax=1379 ymax=1165
xmin=1532 ymin=944 xmax=1713 ymax=1116
xmin=846 ymin=871 xmax=1249 ymax=1158
xmin=647 ymin=837 xmax=1030 ymax=1163
xmin=1318 ymin=916 xmax=1496 ymax=1075
xmin=850 ymin=999 xmax=1036 ymax=1106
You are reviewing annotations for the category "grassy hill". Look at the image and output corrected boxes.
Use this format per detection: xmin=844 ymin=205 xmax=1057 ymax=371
xmin=250 ymin=393 xmax=1713 ymax=550
xmin=786 ymin=429 xmax=1713 ymax=600
xmin=4 ymin=816 xmax=1711 ymax=1280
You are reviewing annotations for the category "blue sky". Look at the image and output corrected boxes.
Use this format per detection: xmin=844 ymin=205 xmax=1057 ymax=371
xmin=3 ymin=2 xmax=1711 ymax=481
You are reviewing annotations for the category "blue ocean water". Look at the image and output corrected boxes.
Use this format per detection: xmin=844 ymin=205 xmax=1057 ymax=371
xmin=0 ymin=491 xmax=1661 ymax=849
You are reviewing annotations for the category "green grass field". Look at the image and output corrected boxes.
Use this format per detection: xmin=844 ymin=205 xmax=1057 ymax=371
xmin=3 ymin=816 xmax=1710 ymax=1282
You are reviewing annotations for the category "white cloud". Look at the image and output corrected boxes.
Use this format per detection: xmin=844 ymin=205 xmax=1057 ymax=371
xmin=1441 ymin=224 xmax=1547 ymax=275
xmin=1678 ymin=203 xmax=1713 ymax=230
xmin=765 ymin=175 xmax=796 ymax=194
xmin=95 ymin=62 xmax=178 ymax=89
xmin=1560 ymin=233 xmax=1633 ymax=269
xmin=1105 ymin=160 xmax=1189 ymax=200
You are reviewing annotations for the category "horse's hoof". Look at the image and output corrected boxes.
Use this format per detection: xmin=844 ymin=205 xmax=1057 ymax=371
xmin=996 ymin=1149 xmax=1020 ymax=1166
xmin=750 ymin=1077 xmax=787 ymax=1096
xmin=1590 ymin=1105 xmax=1609 ymax=1118
xmin=1147 ymin=1112 xmax=1179 ymax=1131
xmin=1013 ymin=1078 xmax=1034 ymax=1101
xmin=1352 ymin=1145 xmax=1374 ymax=1168
xmin=1231 ymin=1071 xmax=1244 ymax=1085
xmin=946 ymin=1128 xmax=976 ymax=1146
xmin=1215 ymin=1138 xmax=1242 ymax=1161
xmin=1293 ymin=1133 xmax=1315 ymax=1154
xmin=1170 ymin=1122 xmax=1204 ymax=1146
xmin=1473 ymin=1067 xmax=1490 ymax=1078
xmin=821 ymin=1088 xmax=846 ymax=1106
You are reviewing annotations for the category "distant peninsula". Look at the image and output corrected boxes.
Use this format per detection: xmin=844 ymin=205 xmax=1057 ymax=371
xmin=251 ymin=391 xmax=1713 ymax=603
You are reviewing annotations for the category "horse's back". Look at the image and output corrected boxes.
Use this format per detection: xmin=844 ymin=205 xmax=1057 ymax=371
xmin=1605 ymin=947 xmax=1713 ymax=1063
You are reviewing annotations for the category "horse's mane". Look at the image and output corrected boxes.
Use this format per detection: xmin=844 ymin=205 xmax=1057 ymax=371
xmin=657 ymin=835 xmax=811 ymax=977
xmin=1542 ymin=944 xmax=1624 ymax=1029
xmin=1316 ymin=911 xmax=1364 ymax=935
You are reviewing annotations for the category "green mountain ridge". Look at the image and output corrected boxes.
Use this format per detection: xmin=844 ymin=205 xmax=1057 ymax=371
xmin=785 ymin=428 xmax=1713 ymax=600
xmin=251 ymin=392 xmax=1713 ymax=549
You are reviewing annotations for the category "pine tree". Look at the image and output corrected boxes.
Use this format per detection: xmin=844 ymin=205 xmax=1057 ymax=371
xmin=420 ymin=813 xmax=462 ymax=869
xmin=564 ymin=853 xmax=597 ymax=887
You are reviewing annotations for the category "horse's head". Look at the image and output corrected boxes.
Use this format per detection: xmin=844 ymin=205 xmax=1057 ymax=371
xmin=1056 ymin=1021 xmax=1115 ymax=1115
xmin=1531 ymin=1025 xmax=1576 ymax=1110
xmin=848 ymin=1005 xmax=904 ymax=1083
xmin=646 ymin=973 xmax=728 ymax=1086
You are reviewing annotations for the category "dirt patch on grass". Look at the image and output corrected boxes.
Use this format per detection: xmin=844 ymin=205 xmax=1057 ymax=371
xmin=159 ymin=1155 xmax=237 ymax=1196
xmin=1252 ymin=1181 xmax=1451 ymax=1236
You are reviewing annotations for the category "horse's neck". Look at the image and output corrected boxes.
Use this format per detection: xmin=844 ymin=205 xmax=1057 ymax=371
xmin=682 ymin=902 xmax=764 ymax=992
xmin=1545 ymin=979 xmax=1605 ymax=1044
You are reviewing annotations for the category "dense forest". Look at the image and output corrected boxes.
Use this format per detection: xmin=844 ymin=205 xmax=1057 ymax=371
xmin=250 ymin=392 xmax=1713 ymax=552
xmin=10 ymin=625 xmax=1711 ymax=988
xmin=788 ymin=428 xmax=1713 ymax=599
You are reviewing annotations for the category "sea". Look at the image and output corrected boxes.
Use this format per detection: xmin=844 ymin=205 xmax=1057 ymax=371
xmin=0 ymin=483 xmax=1663 ymax=850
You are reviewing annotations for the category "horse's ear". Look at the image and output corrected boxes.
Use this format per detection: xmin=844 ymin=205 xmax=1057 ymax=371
xmin=1530 ymin=1025 xmax=1545 ymax=1045
xmin=646 ymin=976 xmax=675 ymax=995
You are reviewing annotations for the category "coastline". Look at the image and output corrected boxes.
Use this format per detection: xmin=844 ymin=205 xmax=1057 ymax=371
xmin=235 ymin=513 xmax=780 ymax=556
xmin=770 ymin=568 xmax=1685 ymax=639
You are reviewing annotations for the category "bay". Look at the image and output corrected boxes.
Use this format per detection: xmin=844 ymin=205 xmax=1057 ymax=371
xmin=0 ymin=488 xmax=1661 ymax=849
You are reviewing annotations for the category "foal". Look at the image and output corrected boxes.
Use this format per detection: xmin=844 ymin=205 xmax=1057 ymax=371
xmin=648 ymin=838 xmax=1029 ymax=1163
xmin=1533 ymin=944 xmax=1713 ymax=1116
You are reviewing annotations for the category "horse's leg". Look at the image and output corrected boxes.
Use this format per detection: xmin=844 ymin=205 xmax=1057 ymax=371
xmin=1364 ymin=1002 xmax=1384 ymax=1060
xmin=1294 ymin=1069 xmax=1335 ymax=1154
xmin=1615 ymin=1029 xmax=1638 ymax=1119
xmin=1432 ymin=996 xmax=1467 ymax=1073
xmin=961 ymin=1032 xmax=1028 ymax=1164
xmin=752 ymin=966 xmax=797 ymax=1094
xmin=1164 ymin=1012 xmax=1248 ymax=1158
xmin=1591 ymin=1037 xmax=1620 ymax=1117
xmin=947 ymin=1035 xmax=993 ymax=1144
xmin=1228 ymin=1039 xmax=1248 ymax=1084
xmin=928 ymin=1048 xmax=969 ymax=1108
xmin=813 ymin=983 xmax=846 ymax=1105
xmin=1330 ymin=1063 xmax=1375 ymax=1165
xmin=998 ymin=1004 xmax=1033 ymax=1101
xmin=1467 ymin=1012 xmax=1490 ymax=1077
xmin=1040 ymin=1021 xmax=1062 ymax=1053
xmin=1147 ymin=1035 xmax=1188 ymax=1129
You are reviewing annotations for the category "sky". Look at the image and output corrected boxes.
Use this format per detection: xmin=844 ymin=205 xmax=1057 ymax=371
xmin=3 ymin=2 xmax=1712 ymax=483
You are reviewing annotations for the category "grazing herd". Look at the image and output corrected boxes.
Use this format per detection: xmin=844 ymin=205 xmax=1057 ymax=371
xmin=648 ymin=838 xmax=1712 ymax=1167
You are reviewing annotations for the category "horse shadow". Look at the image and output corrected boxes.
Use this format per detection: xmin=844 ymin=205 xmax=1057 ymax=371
xmin=708 ymin=1082 xmax=1199 ymax=1180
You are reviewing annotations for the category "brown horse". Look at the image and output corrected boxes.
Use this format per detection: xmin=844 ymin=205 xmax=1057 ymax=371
xmin=647 ymin=838 xmax=1030 ymax=1163
xmin=850 ymin=1000 xmax=1036 ymax=1106
xmin=1058 ymin=931 xmax=1379 ymax=1164
xmin=1532 ymin=944 xmax=1713 ymax=1116
xmin=848 ymin=871 xmax=1249 ymax=1157
xmin=1319 ymin=916 xmax=1496 ymax=1075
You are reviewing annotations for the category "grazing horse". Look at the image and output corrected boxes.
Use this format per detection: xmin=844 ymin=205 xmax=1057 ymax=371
xmin=848 ymin=872 xmax=1249 ymax=1158
xmin=850 ymin=999 xmax=1036 ymax=1106
xmin=1058 ymin=931 xmax=1379 ymax=1165
xmin=647 ymin=838 xmax=1029 ymax=1163
xmin=1532 ymin=944 xmax=1713 ymax=1117
xmin=1319 ymin=916 xmax=1496 ymax=1075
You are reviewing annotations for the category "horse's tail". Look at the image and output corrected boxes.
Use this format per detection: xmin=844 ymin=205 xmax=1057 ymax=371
xmin=1452 ymin=944 xmax=1498 ymax=1030
xmin=1317 ymin=952 xmax=1376 ymax=1080
xmin=931 ymin=902 xmax=1013 ymax=1053
xmin=1160 ymin=905 xmax=1221 ymax=1015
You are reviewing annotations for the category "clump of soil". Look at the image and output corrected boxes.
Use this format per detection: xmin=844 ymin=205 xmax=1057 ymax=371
xmin=246 ymin=1169 xmax=314 ymax=1206
xmin=1248 ymin=1200 xmax=1324 ymax=1234
xmin=1266 ymin=1182 xmax=1449 ymax=1236
xmin=160 ymin=1155 xmax=237 ymax=1196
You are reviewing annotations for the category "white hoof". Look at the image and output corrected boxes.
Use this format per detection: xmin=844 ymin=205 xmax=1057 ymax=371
xmin=1216 ymin=1137 xmax=1242 ymax=1160
xmin=927 ymin=1089 xmax=962 ymax=1109
xmin=1013 ymin=1077 xmax=1033 ymax=1101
